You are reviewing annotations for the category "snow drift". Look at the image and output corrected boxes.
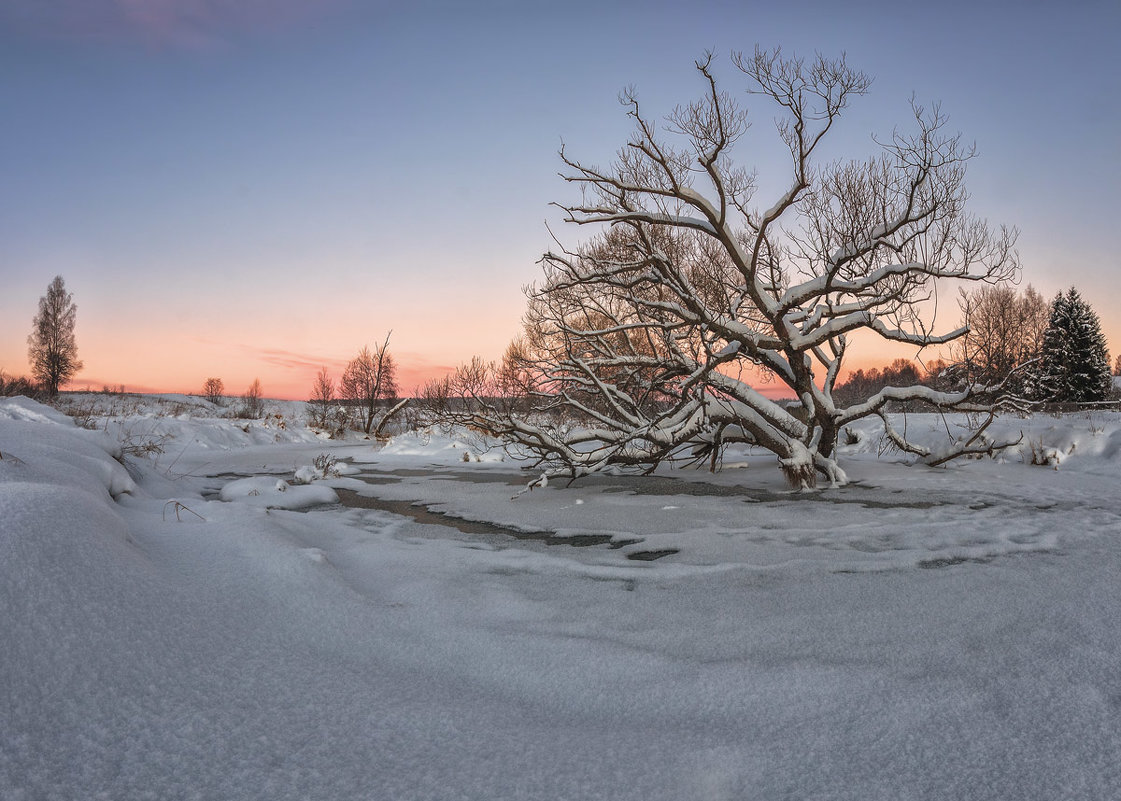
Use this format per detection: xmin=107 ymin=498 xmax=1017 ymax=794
xmin=4 ymin=396 xmax=1121 ymax=800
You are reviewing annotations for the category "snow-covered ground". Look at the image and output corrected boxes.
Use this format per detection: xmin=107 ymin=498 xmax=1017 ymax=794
xmin=4 ymin=394 xmax=1121 ymax=800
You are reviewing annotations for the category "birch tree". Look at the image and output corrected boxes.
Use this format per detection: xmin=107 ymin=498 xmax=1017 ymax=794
xmin=28 ymin=276 xmax=82 ymax=397
xmin=450 ymin=49 xmax=1020 ymax=487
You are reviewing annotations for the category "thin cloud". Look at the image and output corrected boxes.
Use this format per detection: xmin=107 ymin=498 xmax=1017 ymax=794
xmin=3 ymin=0 xmax=349 ymax=50
xmin=245 ymin=346 xmax=349 ymax=374
xmin=249 ymin=345 xmax=459 ymax=395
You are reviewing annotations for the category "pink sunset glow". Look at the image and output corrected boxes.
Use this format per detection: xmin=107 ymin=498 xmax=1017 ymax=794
xmin=2 ymin=2 xmax=1118 ymax=401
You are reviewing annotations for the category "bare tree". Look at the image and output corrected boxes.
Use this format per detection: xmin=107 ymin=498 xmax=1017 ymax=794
xmin=424 ymin=353 xmax=532 ymax=443
xmin=202 ymin=377 xmax=225 ymax=405
xmin=1114 ymin=353 xmax=1121 ymax=377
xmin=340 ymin=334 xmax=398 ymax=435
xmin=239 ymin=378 xmax=264 ymax=419
xmin=955 ymin=284 xmax=1048 ymax=388
xmin=418 ymin=374 xmax=453 ymax=422
xmin=28 ymin=276 xmax=83 ymax=397
xmin=451 ymin=49 xmax=1019 ymax=488
xmin=307 ymin=367 xmax=335 ymax=428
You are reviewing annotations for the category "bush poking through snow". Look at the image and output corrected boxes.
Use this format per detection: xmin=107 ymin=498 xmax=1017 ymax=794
xmin=1023 ymin=437 xmax=1074 ymax=469
xmin=314 ymin=452 xmax=340 ymax=477
xmin=0 ymin=370 xmax=41 ymax=399
xmin=57 ymin=396 xmax=101 ymax=430
xmin=117 ymin=423 xmax=173 ymax=458
xmin=295 ymin=453 xmax=342 ymax=484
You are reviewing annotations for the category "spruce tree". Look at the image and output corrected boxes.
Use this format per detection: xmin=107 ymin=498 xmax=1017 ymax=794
xmin=1031 ymin=288 xmax=1111 ymax=403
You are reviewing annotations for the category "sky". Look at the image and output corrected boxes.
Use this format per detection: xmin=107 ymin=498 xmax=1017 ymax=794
xmin=1 ymin=0 xmax=1118 ymax=400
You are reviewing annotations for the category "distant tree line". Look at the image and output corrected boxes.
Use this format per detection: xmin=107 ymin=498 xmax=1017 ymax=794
xmin=831 ymin=359 xmax=937 ymax=407
xmin=833 ymin=285 xmax=1114 ymax=407
xmin=7 ymin=274 xmax=1113 ymax=443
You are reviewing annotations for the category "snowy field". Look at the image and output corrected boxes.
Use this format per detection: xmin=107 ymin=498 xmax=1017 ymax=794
xmin=4 ymin=393 xmax=1121 ymax=800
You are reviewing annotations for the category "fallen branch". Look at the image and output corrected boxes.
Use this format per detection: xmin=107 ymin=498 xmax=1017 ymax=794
xmin=925 ymin=412 xmax=1022 ymax=467
xmin=373 ymin=398 xmax=411 ymax=441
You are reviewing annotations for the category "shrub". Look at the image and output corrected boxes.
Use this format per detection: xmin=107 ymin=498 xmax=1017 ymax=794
xmin=237 ymin=379 xmax=264 ymax=419
xmin=0 ymin=371 xmax=41 ymax=399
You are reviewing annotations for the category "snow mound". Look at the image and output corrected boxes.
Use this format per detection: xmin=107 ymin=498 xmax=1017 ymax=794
xmin=293 ymin=457 xmax=356 ymax=485
xmin=219 ymin=476 xmax=338 ymax=509
xmin=378 ymin=429 xmax=509 ymax=463
xmin=0 ymin=398 xmax=136 ymax=500
xmin=839 ymin=410 xmax=1121 ymax=471
xmin=0 ymin=395 xmax=76 ymax=426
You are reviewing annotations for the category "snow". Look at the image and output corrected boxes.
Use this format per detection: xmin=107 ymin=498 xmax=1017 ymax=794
xmin=218 ymin=475 xmax=340 ymax=509
xmin=4 ymin=395 xmax=1121 ymax=799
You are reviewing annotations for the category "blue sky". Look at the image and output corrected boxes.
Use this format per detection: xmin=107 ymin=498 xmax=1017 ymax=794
xmin=1 ymin=0 xmax=1118 ymax=396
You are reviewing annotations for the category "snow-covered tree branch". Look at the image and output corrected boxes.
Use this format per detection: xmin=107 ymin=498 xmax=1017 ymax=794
xmin=446 ymin=49 xmax=1021 ymax=488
